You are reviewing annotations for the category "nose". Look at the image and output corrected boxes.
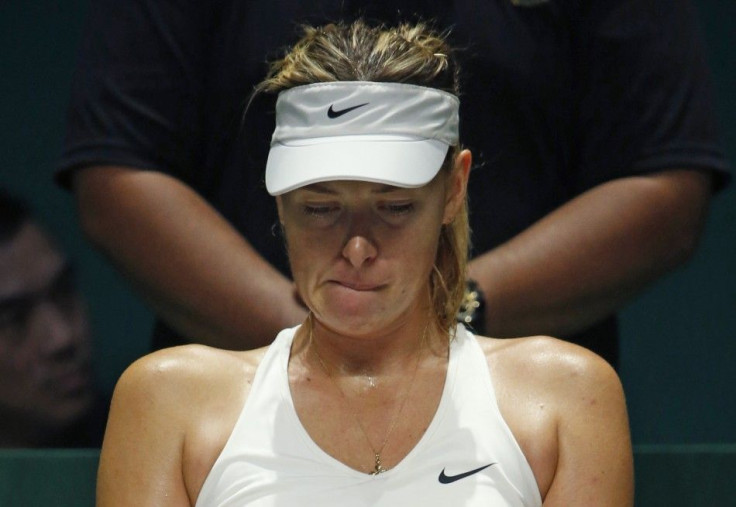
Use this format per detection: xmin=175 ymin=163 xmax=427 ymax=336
xmin=31 ymin=299 xmax=83 ymax=358
xmin=342 ymin=235 xmax=378 ymax=269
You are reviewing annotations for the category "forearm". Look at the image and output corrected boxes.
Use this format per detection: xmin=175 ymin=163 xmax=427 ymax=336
xmin=468 ymin=169 xmax=711 ymax=338
xmin=74 ymin=166 xmax=306 ymax=349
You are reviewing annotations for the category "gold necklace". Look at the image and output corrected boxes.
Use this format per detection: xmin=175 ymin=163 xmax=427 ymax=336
xmin=308 ymin=314 xmax=425 ymax=475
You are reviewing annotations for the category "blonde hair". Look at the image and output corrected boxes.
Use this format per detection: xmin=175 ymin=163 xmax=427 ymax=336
xmin=257 ymin=20 xmax=469 ymax=333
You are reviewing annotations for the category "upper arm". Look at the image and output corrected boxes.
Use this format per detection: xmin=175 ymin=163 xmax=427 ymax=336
xmin=59 ymin=0 xmax=210 ymax=189
xmin=542 ymin=350 xmax=633 ymax=506
xmin=98 ymin=346 xmax=259 ymax=506
xmin=72 ymin=165 xmax=208 ymax=238
xmin=575 ymin=0 xmax=727 ymax=191
xmin=97 ymin=352 xmax=193 ymax=506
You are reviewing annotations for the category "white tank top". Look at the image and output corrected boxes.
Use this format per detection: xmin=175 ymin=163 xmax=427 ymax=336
xmin=196 ymin=325 xmax=542 ymax=506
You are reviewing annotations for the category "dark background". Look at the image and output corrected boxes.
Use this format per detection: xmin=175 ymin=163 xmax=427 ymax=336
xmin=1 ymin=0 xmax=733 ymax=444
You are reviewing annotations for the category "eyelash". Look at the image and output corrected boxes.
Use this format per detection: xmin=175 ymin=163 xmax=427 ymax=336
xmin=302 ymin=205 xmax=337 ymax=217
xmin=383 ymin=203 xmax=414 ymax=215
xmin=302 ymin=203 xmax=415 ymax=217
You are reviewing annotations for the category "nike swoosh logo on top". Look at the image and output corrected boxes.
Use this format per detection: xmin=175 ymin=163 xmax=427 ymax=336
xmin=438 ymin=463 xmax=497 ymax=484
xmin=327 ymin=102 xmax=369 ymax=118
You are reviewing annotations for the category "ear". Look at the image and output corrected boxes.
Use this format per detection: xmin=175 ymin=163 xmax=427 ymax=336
xmin=442 ymin=149 xmax=471 ymax=224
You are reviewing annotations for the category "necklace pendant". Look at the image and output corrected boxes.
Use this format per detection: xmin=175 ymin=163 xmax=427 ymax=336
xmin=371 ymin=453 xmax=387 ymax=475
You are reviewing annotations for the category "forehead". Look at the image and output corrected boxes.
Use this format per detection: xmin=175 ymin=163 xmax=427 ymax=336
xmin=0 ymin=222 xmax=65 ymax=299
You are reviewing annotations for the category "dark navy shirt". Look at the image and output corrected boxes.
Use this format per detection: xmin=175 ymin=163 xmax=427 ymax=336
xmin=59 ymin=0 xmax=730 ymax=366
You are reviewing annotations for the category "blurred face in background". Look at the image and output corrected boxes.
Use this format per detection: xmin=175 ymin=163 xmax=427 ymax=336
xmin=0 ymin=221 xmax=93 ymax=442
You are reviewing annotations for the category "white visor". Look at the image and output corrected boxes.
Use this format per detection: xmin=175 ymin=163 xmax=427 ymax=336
xmin=265 ymin=81 xmax=459 ymax=195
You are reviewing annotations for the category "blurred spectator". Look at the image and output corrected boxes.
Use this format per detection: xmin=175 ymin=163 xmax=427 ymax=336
xmin=0 ymin=189 xmax=106 ymax=447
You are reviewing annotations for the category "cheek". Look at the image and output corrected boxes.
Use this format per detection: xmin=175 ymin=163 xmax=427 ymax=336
xmin=283 ymin=228 xmax=335 ymax=281
xmin=386 ymin=223 xmax=443 ymax=277
xmin=0 ymin=344 xmax=32 ymax=380
xmin=412 ymin=205 xmax=445 ymax=251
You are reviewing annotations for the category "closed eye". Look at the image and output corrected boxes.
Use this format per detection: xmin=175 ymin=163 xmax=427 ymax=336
xmin=383 ymin=202 xmax=414 ymax=215
xmin=302 ymin=205 xmax=338 ymax=217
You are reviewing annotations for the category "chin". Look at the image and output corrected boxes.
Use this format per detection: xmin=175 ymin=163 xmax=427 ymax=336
xmin=315 ymin=305 xmax=409 ymax=338
xmin=45 ymin=388 xmax=94 ymax=425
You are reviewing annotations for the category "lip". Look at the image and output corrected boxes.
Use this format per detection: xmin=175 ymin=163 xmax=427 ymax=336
xmin=331 ymin=280 xmax=385 ymax=291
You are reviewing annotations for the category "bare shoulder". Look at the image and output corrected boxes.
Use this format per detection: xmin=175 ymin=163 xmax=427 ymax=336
xmin=477 ymin=335 xmax=622 ymax=400
xmin=108 ymin=344 xmax=269 ymax=440
xmin=474 ymin=335 xmax=629 ymax=501
xmin=114 ymin=344 xmax=268 ymax=407
xmin=102 ymin=344 xmax=271 ymax=504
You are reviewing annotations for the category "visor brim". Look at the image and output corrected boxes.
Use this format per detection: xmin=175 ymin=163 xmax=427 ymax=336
xmin=265 ymin=138 xmax=449 ymax=195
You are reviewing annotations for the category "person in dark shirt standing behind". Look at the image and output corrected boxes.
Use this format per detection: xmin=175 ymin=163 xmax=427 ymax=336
xmin=59 ymin=0 xmax=729 ymax=367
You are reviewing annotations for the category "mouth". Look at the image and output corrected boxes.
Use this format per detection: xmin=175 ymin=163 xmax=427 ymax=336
xmin=46 ymin=362 xmax=92 ymax=396
xmin=332 ymin=280 xmax=384 ymax=292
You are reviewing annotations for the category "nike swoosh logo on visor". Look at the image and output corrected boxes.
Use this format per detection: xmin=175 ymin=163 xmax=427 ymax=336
xmin=438 ymin=463 xmax=497 ymax=484
xmin=327 ymin=102 xmax=369 ymax=118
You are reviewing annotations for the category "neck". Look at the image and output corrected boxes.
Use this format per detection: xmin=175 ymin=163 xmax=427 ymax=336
xmin=296 ymin=312 xmax=447 ymax=378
